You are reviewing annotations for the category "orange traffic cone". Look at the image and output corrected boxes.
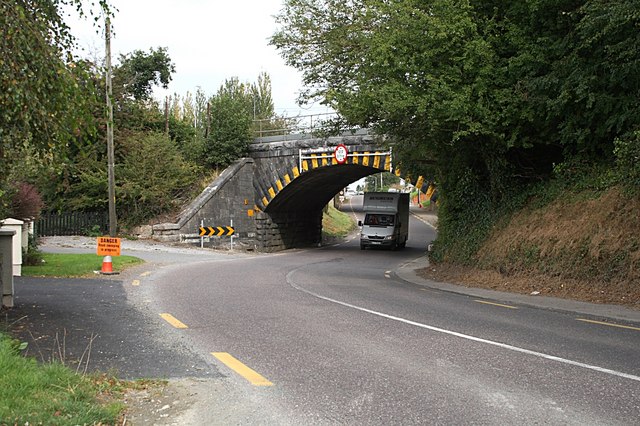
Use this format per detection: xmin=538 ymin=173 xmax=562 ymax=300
xmin=100 ymin=256 xmax=118 ymax=275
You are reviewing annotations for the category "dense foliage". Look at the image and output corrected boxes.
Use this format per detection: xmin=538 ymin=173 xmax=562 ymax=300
xmin=272 ymin=0 xmax=640 ymax=263
xmin=0 ymin=0 xmax=106 ymax=218
xmin=365 ymin=172 xmax=400 ymax=192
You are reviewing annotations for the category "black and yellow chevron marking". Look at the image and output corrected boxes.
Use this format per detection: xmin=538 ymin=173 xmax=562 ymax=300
xmin=199 ymin=226 xmax=235 ymax=237
xmin=258 ymin=152 xmax=392 ymax=210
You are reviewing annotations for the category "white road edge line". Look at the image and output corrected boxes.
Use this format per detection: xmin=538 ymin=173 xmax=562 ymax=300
xmin=287 ymin=273 xmax=640 ymax=383
xmin=410 ymin=211 xmax=436 ymax=229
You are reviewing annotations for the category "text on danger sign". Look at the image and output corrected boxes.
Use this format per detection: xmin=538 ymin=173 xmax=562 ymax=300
xmin=97 ymin=236 xmax=121 ymax=256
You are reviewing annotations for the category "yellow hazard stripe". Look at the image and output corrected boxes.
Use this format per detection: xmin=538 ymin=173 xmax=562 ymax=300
xmin=373 ymin=152 xmax=381 ymax=169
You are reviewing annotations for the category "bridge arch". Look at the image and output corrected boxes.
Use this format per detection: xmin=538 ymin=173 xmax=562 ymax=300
xmin=247 ymin=133 xmax=393 ymax=250
xmin=263 ymin=164 xmax=386 ymax=213
xmin=250 ymin=134 xmax=393 ymax=212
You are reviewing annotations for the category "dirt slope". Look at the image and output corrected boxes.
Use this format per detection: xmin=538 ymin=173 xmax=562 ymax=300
xmin=419 ymin=187 xmax=640 ymax=309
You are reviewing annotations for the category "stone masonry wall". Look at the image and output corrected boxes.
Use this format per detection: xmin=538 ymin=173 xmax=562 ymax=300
xmin=153 ymin=158 xmax=258 ymax=250
xmin=254 ymin=211 xmax=322 ymax=252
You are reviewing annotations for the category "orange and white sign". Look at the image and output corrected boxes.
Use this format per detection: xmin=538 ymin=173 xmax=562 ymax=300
xmin=97 ymin=236 xmax=121 ymax=256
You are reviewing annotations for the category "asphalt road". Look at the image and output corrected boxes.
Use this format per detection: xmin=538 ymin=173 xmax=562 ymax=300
xmin=6 ymin=197 xmax=640 ymax=424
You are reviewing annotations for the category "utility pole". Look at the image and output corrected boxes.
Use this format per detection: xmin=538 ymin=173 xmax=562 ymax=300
xmin=165 ymin=96 xmax=169 ymax=134
xmin=105 ymin=17 xmax=117 ymax=236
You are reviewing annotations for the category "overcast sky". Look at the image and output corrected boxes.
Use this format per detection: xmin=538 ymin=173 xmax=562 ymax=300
xmin=66 ymin=0 xmax=329 ymax=117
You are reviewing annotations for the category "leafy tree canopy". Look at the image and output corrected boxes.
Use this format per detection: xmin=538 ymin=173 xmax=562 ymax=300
xmin=272 ymin=0 xmax=640 ymax=189
xmin=0 ymin=0 xmax=112 ymax=217
xmin=115 ymin=47 xmax=175 ymax=101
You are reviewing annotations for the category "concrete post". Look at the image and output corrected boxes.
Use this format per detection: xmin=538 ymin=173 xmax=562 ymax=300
xmin=1 ymin=218 xmax=24 ymax=276
xmin=0 ymin=229 xmax=16 ymax=308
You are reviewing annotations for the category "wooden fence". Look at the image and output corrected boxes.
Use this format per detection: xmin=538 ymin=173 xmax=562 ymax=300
xmin=36 ymin=211 xmax=108 ymax=237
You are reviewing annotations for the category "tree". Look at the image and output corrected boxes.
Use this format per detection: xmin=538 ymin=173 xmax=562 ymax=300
xmin=0 ymin=0 xmax=109 ymax=217
xmin=272 ymin=1 xmax=493 ymax=151
xmin=203 ymin=78 xmax=253 ymax=169
xmin=114 ymin=47 xmax=175 ymax=101
xmin=250 ymin=72 xmax=275 ymax=120
xmin=365 ymin=172 xmax=400 ymax=192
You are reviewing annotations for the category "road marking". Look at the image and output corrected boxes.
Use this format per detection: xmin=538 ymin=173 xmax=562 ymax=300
xmin=577 ymin=318 xmax=640 ymax=332
xmin=475 ymin=300 xmax=518 ymax=310
xmin=160 ymin=313 xmax=188 ymax=329
xmin=385 ymin=270 xmax=391 ymax=279
xmin=132 ymin=279 xmax=140 ymax=286
xmin=140 ymin=271 xmax=151 ymax=277
xmin=287 ymin=274 xmax=640 ymax=383
xmin=410 ymin=212 xmax=436 ymax=229
xmin=212 ymin=352 xmax=273 ymax=386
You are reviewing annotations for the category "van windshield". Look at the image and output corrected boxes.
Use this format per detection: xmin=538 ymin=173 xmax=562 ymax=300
xmin=364 ymin=214 xmax=395 ymax=226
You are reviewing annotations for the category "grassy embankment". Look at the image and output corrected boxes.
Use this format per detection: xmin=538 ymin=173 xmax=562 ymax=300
xmin=425 ymin=172 xmax=640 ymax=308
xmin=322 ymin=203 xmax=357 ymax=239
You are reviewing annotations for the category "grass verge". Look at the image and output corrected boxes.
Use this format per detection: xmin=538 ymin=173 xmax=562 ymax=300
xmin=22 ymin=253 xmax=144 ymax=277
xmin=322 ymin=204 xmax=356 ymax=238
xmin=0 ymin=334 xmax=122 ymax=425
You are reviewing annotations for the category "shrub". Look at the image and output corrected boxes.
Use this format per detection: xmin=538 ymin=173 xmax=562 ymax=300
xmin=23 ymin=233 xmax=44 ymax=266
xmin=614 ymin=130 xmax=640 ymax=192
xmin=117 ymin=131 xmax=200 ymax=225
xmin=7 ymin=182 xmax=44 ymax=220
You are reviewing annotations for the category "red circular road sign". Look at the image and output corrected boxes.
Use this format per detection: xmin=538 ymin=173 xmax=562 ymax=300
xmin=334 ymin=144 xmax=348 ymax=164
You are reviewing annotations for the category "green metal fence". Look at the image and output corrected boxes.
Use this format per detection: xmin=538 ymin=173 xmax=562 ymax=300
xmin=36 ymin=211 xmax=108 ymax=236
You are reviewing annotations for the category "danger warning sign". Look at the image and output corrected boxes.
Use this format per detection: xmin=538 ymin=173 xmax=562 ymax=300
xmin=97 ymin=237 xmax=121 ymax=256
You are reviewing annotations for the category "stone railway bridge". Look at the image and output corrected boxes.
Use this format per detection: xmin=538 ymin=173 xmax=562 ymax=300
xmin=154 ymin=131 xmax=393 ymax=251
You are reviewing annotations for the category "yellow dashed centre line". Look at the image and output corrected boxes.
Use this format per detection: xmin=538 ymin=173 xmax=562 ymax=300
xmin=132 ymin=280 xmax=140 ymax=286
xmin=212 ymin=352 xmax=273 ymax=386
xmin=140 ymin=271 xmax=151 ymax=277
xmin=577 ymin=318 xmax=640 ymax=331
xmin=160 ymin=313 xmax=188 ymax=329
xmin=474 ymin=300 xmax=518 ymax=310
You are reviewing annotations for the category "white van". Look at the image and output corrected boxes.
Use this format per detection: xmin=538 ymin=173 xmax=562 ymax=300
xmin=358 ymin=192 xmax=409 ymax=250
